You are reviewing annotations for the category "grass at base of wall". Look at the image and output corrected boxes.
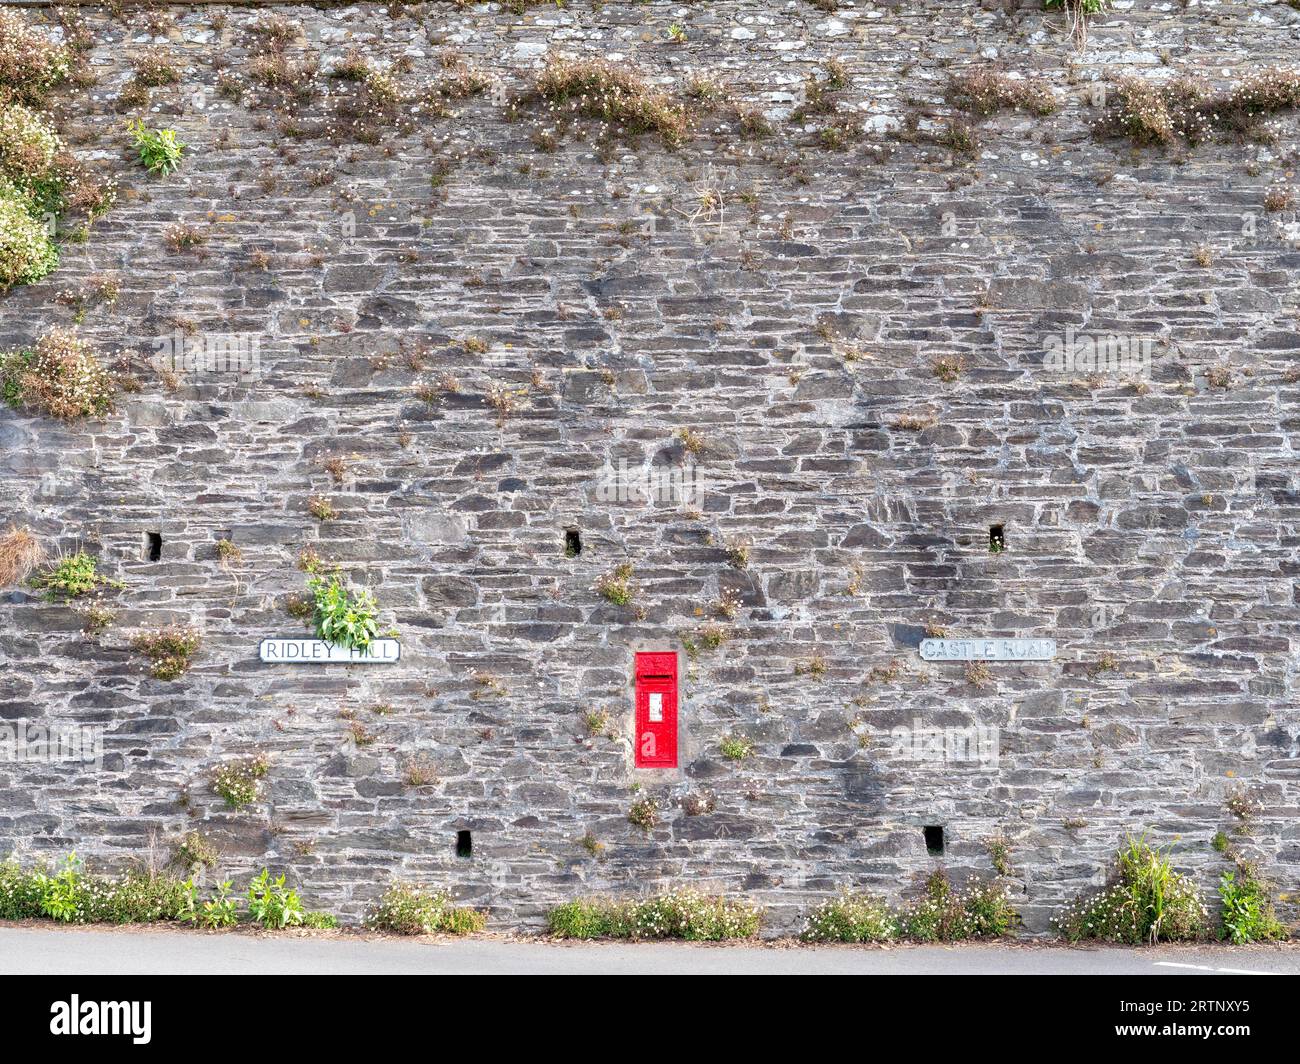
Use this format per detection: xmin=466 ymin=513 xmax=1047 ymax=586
xmin=801 ymin=871 xmax=1019 ymax=944
xmin=547 ymin=888 xmax=761 ymax=941
xmin=365 ymin=882 xmax=486 ymax=935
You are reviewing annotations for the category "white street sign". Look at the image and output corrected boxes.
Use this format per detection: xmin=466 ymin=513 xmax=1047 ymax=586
xmin=259 ymin=639 xmax=401 ymax=664
xmin=919 ymin=638 xmax=1055 ymax=662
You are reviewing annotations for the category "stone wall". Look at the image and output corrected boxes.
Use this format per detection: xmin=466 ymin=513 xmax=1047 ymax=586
xmin=0 ymin=0 xmax=1298 ymax=935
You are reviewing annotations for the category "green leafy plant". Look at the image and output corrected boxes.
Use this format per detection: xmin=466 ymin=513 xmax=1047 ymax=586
xmin=547 ymin=889 xmax=761 ymax=942
xmin=127 ymin=119 xmax=185 ymax=176
xmin=196 ymin=880 xmax=239 ymax=929
xmin=0 ymin=853 xmax=199 ymax=925
xmin=40 ymin=852 xmax=84 ymax=922
xmin=246 ymin=869 xmax=304 ymax=929
xmin=365 ymin=883 xmax=486 ymax=935
xmin=1218 ymin=864 xmax=1286 ymax=945
xmin=1055 ymin=834 xmax=1208 ymax=943
xmin=308 ymin=573 xmax=379 ymax=650
xmin=28 ymin=550 xmax=120 ymax=601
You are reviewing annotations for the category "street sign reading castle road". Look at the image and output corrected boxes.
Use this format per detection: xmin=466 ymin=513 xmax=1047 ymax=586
xmin=919 ymin=638 xmax=1056 ymax=662
xmin=258 ymin=639 xmax=402 ymax=663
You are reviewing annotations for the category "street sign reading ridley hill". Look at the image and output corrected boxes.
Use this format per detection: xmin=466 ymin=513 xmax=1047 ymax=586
xmin=259 ymin=638 xmax=401 ymax=664
xmin=919 ymin=638 xmax=1055 ymax=662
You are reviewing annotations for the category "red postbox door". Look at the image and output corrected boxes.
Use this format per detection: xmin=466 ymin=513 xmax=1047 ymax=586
xmin=634 ymin=652 xmax=678 ymax=768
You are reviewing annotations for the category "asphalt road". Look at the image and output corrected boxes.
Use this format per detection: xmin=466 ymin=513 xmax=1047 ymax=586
xmin=0 ymin=925 xmax=1297 ymax=974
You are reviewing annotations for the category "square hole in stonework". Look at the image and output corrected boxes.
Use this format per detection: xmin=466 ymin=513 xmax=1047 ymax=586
xmin=924 ymin=825 xmax=945 ymax=856
xmin=144 ymin=531 xmax=162 ymax=562
xmin=456 ymin=830 xmax=472 ymax=858
xmin=564 ymin=529 xmax=582 ymax=557
xmin=988 ymin=524 xmax=1005 ymax=553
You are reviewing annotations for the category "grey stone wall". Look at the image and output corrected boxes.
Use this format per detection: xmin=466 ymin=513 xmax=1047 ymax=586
xmin=0 ymin=0 xmax=1298 ymax=935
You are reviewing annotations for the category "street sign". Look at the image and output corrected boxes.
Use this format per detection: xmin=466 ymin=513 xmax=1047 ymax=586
xmin=258 ymin=638 xmax=401 ymax=663
xmin=919 ymin=638 xmax=1055 ymax=662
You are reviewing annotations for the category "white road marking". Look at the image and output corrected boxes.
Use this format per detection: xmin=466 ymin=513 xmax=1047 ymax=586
xmin=1154 ymin=961 xmax=1273 ymax=975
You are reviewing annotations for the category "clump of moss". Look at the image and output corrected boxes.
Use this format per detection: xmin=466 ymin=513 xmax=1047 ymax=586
xmin=536 ymin=54 xmax=691 ymax=148
xmin=719 ymin=735 xmax=755 ymax=761
xmin=628 ymin=795 xmax=659 ymax=830
xmin=210 ymin=754 xmax=269 ymax=810
xmin=1096 ymin=69 xmax=1300 ymax=148
xmin=594 ymin=562 xmax=637 ymax=607
xmin=0 ymin=10 xmax=72 ymax=105
xmin=132 ymin=625 xmax=201 ymax=680
xmin=947 ymin=68 xmax=1057 ymax=117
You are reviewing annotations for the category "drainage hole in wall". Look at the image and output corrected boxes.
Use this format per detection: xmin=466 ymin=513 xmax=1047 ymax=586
xmin=456 ymin=830 xmax=472 ymax=858
xmin=924 ymin=825 xmax=945 ymax=856
xmin=144 ymin=531 xmax=162 ymax=562
xmin=988 ymin=524 xmax=1005 ymax=553
xmin=564 ymin=529 xmax=582 ymax=557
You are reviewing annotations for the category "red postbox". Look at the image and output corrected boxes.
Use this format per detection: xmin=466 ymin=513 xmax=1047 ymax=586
xmin=634 ymin=652 xmax=678 ymax=768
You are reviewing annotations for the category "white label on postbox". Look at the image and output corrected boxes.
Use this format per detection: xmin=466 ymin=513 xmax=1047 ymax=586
xmin=649 ymin=693 xmax=663 ymax=722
